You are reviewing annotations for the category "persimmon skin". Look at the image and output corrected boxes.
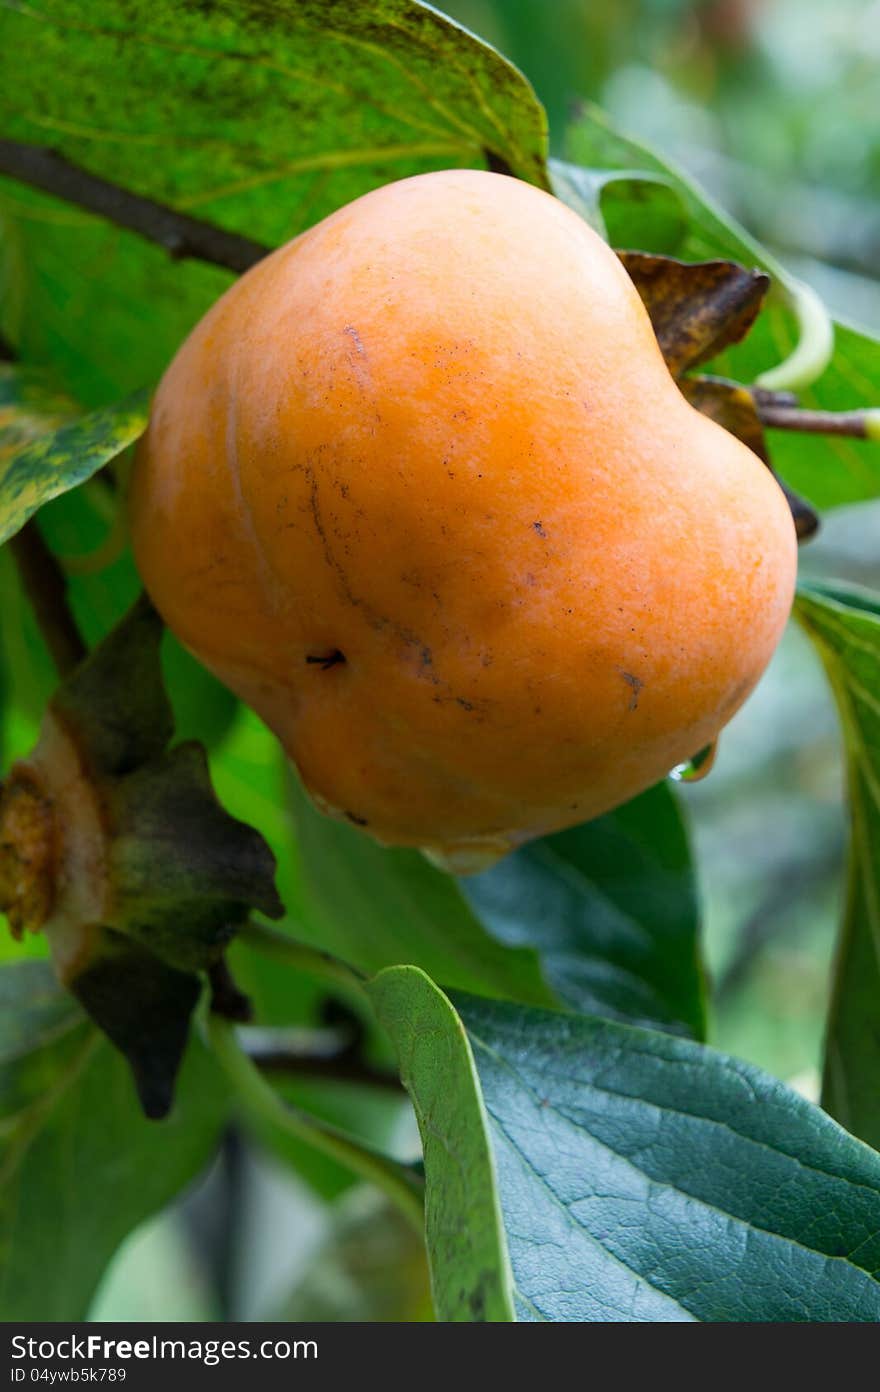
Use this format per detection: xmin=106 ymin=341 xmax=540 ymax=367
xmin=129 ymin=169 xmax=797 ymax=872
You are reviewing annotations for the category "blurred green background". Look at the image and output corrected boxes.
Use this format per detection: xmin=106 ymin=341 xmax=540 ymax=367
xmin=77 ymin=0 xmax=879 ymax=1320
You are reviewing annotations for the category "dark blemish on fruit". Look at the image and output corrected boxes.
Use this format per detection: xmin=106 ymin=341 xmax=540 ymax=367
xmin=457 ymin=697 xmax=475 ymax=711
xmin=533 ymin=521 xmax=546 ymax=537
xmin=306 ymin=649 xmax=346 ymax=670
xmin=344 ymin=811 xmax=368 ymax=826
xmin=620 ymin=671 xmax=644 ymax=710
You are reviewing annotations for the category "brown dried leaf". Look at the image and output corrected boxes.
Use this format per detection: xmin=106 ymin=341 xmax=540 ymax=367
xmin=619 ymin=252 xmax=770 ymax=377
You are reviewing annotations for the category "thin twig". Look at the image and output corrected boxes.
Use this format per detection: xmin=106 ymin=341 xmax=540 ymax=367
xmin=242 ymin=1027 xmax=405 ymax=1094
xmin=0 ymin=140 xmax=270 ymax=275
xmin=755 ymin=401 xmax=880 ymax=440
xmin=8 ymin=521 xmax=87 ymax=676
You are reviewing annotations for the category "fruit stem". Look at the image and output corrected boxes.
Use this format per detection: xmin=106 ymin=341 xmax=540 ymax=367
xmin=239 ymin=918 xmax=366 ymax=995
xmin=755 ymin=403 xmax=880 ymax=440
xmin=207 ymin=1015 xmax=424 ymax=1233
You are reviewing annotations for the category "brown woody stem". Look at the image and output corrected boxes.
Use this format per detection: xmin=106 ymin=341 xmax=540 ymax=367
xmin=0 ymin=140 xmax=269 ymax=275
xmin=8 ymin=522 xmax=87 ymax=676
xmin=755 ymin=402 xmax=880 ymax=440
xmin=243 ymin=1030 xmax=405 ymax=1094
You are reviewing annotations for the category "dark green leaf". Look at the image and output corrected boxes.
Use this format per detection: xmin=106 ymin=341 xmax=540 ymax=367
xmin=69 ymin=943 xmax=201 ymax=1120
xmin=375 ymin=968 xmax=880 ymax=1321
xmin=53 ymin=593 xmax=171 ymax=777
xmin=455 ymin=994 xmax=880 ymax=1321
xmin=0 ymin=960 xmax=227 ymax=1319
xmin=110 ymin=740 xmax=284 ymax=966
xmin=287 ymin=771 xmax=554 ymax=1005
xmin=462 ymin=782 xmax=705 ymax=1038
xmin=2 ymin=0 xmax=547 ymax=403
xmin=794 ymin=581 xmax=880 ymax=1149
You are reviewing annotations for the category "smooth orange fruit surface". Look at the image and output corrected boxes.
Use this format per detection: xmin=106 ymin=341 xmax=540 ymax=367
xmin=129 ymin=169 xmax=797 ymax=873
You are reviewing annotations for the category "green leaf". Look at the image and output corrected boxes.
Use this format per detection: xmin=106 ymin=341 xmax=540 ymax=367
xmin=2 ymin=0 xmax=547 ymax=403
xmin=456 ymin=995 xmax=880 ymax=1321
xmin=0 ymin=377 xmax=148 ymax=545
xmin=287 ymin=772 xmax=554 ymax=1005
xmin=794 ymin=580 xmax=880 ymax=1149
xmin=375 ymin=970 xmax=880 ymax=1321
xmin=563 ymin=106 xmax=880 ymax=511
xmin=462 ymin=782 xmax=705 ymax=1038
xmin=367 ymin=966 xmax=514 ymax=1322
xmin=53 ymin=591 xmax=171 ymax=776
xmin=0 ymin=960 xmax=227 ymax=1319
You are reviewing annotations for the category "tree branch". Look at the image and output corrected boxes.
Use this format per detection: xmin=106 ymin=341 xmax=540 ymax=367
xmin=242 ymin=1028 xmax=405 ymax=1094
xmin=755 ymin=400 xmax=880 ymax=440
xmin=8 ymin=521 xmax=87 ymax=676
xmin=0 ymin=140 xmax=269 ymax=275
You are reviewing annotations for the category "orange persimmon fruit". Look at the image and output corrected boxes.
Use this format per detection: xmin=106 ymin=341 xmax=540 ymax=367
xmin=129 ymin=169 xmax=797 ymax=873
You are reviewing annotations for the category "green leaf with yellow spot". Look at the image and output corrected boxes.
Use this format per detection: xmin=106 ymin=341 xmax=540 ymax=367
xmin=0 ymin=368 xmax=148 ymax=546
xmin=0 ymin=362 xmax=77 ymax=459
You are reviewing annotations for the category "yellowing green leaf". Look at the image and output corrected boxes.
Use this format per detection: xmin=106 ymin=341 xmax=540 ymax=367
xmin=0 ymin=369 xmax=147 ymax=545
